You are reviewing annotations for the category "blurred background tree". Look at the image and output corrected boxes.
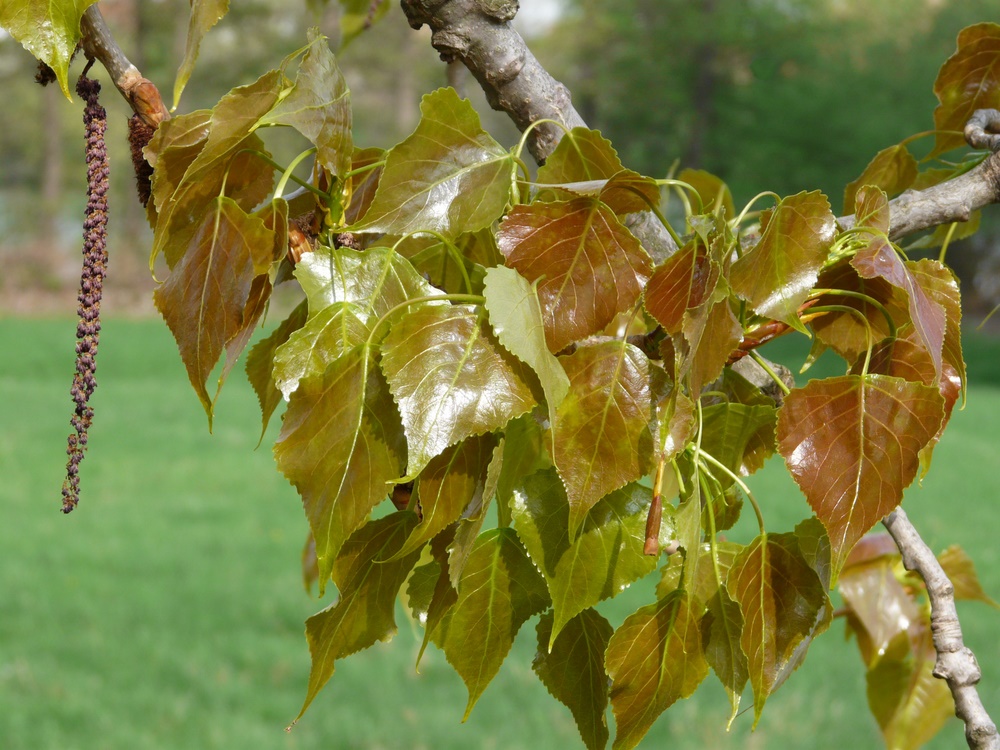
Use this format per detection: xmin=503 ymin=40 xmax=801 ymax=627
xmin=2 ymin=0 xmax=998 ymax=318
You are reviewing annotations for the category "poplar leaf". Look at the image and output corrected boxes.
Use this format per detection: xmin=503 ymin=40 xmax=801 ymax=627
xmin=498 ymin=199 xmax=653 ymax=353
xmin=381 ymin=305 xmax=539 ymax=478
xmin=844 ymin=146 xmax=918 ymax=213
xmin=436 ymin=529 xmax=550 ymax=719
xmin=726 ymin=533 xmax=830 ymax=725
xmin=938 ymin=546 xmax=1000 ymax=608
xmin=537 ymin=127 xmax=626 ymax=184
xmin=931 ymin=23 xmax=1000 ymax=157
xmin=274 ymin=345 xmax=406 ymax=595
xmin=533 ymin=610 xmax=613 ymax=750
xmin=260 ymin=30 xmax=352 ymax=179
xmin=677 ymin=168 xmax=736 ymax=218
xmin=483 ymin=266 xmax=571 ymax=413
xmin=0 ymin=0 xmax=100 ymax=99
xmin=297 ymin=512 xmax=421 ymax=719
xmin=154 ymin=197 xmax=275 ymax=424
xmin=776 ymin=375 xmax=945 ymax=575
xmin=173 ymin=0 xmax=229 ymax=110
xmin=551 ymin=341 xmax=661 ymax=535
xmin=246 ymin=300 xmax=307 ymax=439
xmin=606 ymin=591 xmax=709 ymax=750
xmin=511 ymin=470 xmax=663 ymax=645
xmin=730 ymin=191 xmax=836 ymax=330
xmin=351 ymin=87 xmax=514 ymax=237
xmin=643 ymin=239 xmax=720 ymax=335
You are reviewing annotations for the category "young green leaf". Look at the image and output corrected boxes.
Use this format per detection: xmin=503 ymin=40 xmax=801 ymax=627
xmin=730 ymin=191 xmax=836 ymax=331
xmin=537 ymin=127 xmax=627 ymax=184
xmin=938 ymin=546 xmax=1000 ymax=608
xmin=776 ymin=375 xmax=945 ymax=575
xmin=0 ymin=0 xmax=100 ymax=99
xmin=511 ymin=469 xmax=664 ymax=645
xmin=337 ymin=0 xmax=392 ymax=47
xmin=931 ymin=23 xmax=1000 ymax=157
xmin=435 ymin=528 xmax=550 ymax=719
xmin=274 ymin=345 xmax=406 ymax=595
xmin=704 ymin=587 xmax=748 ymax=726
xmin=533 ymin=609 xmax=613 ymax=750
xmin=606 ymin=591 xmax=709 ymax=750
xmin=153 ymin=197 xmax=276 ymax=424
xmin=483 ymin=265 xmax=571 ymax=415
xmin=260 ymin=30 xmax=352 ymax=180
xmin=172 ymin=0 xmax=229 ymax=110
xmin=677 ymin=168 xmax=736 ymax=219
xmin=297 ymin=512 xmax=422 ymax=720
xmin=350 ymin=87 xmax=514 ymax=238
xmin=381 ymin=304 xmax=539 ymax=478
xmin=551 ymin=341 xmax=662 ymax=536
xmin=726 ymin=533 xmax=830 ymax=726
xmin=498 ymin=199 xmax=653 ymax=353
xmin=246 ymin=300 xmax=307 ymax=439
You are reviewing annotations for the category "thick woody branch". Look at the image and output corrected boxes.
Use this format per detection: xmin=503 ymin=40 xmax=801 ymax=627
xmin=400 ymin=0 xmax=585 ymax=164
xmin=79 ymin=5 xmax=168 ymax=128
xmin=839 ymin=111 xmax=1000 ymax=241
xmin=883 ymin=508 xmax=1000 ymax=750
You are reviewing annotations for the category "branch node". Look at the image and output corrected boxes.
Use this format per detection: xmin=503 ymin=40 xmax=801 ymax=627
xmin=966 ymin=109 xmax=1000 ymax=152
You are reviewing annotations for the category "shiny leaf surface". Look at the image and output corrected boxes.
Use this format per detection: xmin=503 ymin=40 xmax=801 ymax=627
xmin=246 ymin=300 xmax=307 ymax=439
xmin=499 ymin=199 xmax=652 ymax=352
xmin=173 ymin=0 xmax=229 ymax=110
xmin=381 ymin=304 xmax=539 ymax=477
xmin=844 ymin=146 xmax=918 ymax=212
xmin=776 ymin=375 xmax=945 ymax=574
xmin=351 ymin=87 xmax=514 ymax=237
xmin=643 ymin=239 xmax=720 ymax=335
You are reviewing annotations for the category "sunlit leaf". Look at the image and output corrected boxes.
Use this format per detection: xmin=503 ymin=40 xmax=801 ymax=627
xmin=657 ymin=390 xmax=696 ymax=463
xmin=273 ymin=302 xmax=372 ymax=399
xmin=938 ymin=546 xmax=1000 ymax=607
xmin=381 ymin=304 xmax=539 ymax=477
xmin=931 ymin=23 xmax=1000 ymax=157
xmin=511 ymin=470 xmax=664 ymax=645
xmin=776 ymin=375 xmax=945 ymax=574
xmin=906 ymin=259 xmax=966 ymax=392
xmin=246 ymin=300 xmax=307 ymax=439
xmin=498 ymin=199 xmax=652 ymax=353
xmin=537 ymin=128 xmax=626 ymax=185
xmin=853 ymin=185 xmax=891 ymax=236
xmin=395 ymin=434 xmax=497 ymax=559
xmin=350 ymin=87 xmax=514 ymax=237
xmin=795 ymin=516 xmax=833 ymax=591
xmin=643 ymin=239 xmax=720 ymax=335
xmin=852 ymin=237 xmax=946 ymax=378
xmin=551 ymin=341 xmax=661 ymax=535
xmin=295 ymin=244 xmax=444 ymax=323
xmin=407 ymin=528 xmax=459 ymax=665
xmin=449 ymin=439 xmax=505 ymax=587
xmin=678 ymin=168 xmax=736 ymax=219
xmin=726 ymin=533 xmax=830 ymax=725
xmin=297 ymin=512 xmax=421 ymax=719
xmin=483 ymin=266 xmax=571 ymax=416
xmin=679 ymin=295 xmax=742 ymax=395
xmin=606 ymin=591 xmax=709 ymax=750
xmin=172 ymin=0 xmax=229 ymax=110
xmin=0 ymin=0 xmax=100 ymax=99
xmin=261 ymin=30 xmax=352 ymax=179
xmin=274 ymin=345 xmax=405 ymax=594
xmin=154 ymin=197 xmax=275 ymax=423
xmin=533 ymin=610 xmax=613 ymax=750
xmin=435 ymin=528 xmax=550 ymax=719
xmin=704 ymin=587 xmax=748 ymax=726
xmin=730 ymin=191 xmax=836 ymax=330
xmin=838 ymin=555 xmax=921 ymax=666
xmin=844 ymin=146 xmax=918 ymax=213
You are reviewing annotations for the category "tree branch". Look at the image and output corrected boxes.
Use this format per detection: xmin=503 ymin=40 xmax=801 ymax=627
xmin=883 ymin=507 xmax=1000 ymax=750
xmin=79 ymin=5 xmax=168 ymax=128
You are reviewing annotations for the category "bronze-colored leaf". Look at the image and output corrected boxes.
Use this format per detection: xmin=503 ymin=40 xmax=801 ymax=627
xmin=498 ymin=199 xmax=653 ymax=353
xmin=730 ymin=191 xmax=836 ymax=330
xmin=154 ymin=197 xmax=276 ymax=423
xmin=533 ymin=609 xmax=613 ymax=750
xmin=274 ymin=345 xmax=406 ymax=594
xmin=844 ymin=146 xmax=918 ymax=213
xmin=679 ymin=295 xmax=743 ymax=395
xmin=726 ymin=533 xmax=830 ymax=725
xmin=551 ymin=341 xmax=661 ymax=535
xmin=297 ymin=512 xmax=421 ymax=720
xmin=938 ymin=545 xmax=1000 ymax=608
xmin=350 ymin=87 xmax=514 ymax=238
xmin=381 ymin=304 xmax=539 ymax=477
xmin=931 ymin=23 xmax=1000 ymax=157
xmin=776 ymin=375 xmax=945 ymax=574
xmin=344 ymin=147 xmax=385 ymax=224
xmin=606 ymin=591 xmax=709 ymax=750
xmin=172 ymin=0 xmax=229 ymax=109
xmin=678 ymin=168 xmax=736 ymax=219
xmin=643 ymin=239 xmax=720 ymax=335
xmin=435 ymin=528 xmax=550 ymax=719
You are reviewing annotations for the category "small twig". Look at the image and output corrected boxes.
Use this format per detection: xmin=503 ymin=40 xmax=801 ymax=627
xmin=883 ymin=507 xmax=1000 ymax=750
xmin=965 ymin=109 xmax=1000 ymax=153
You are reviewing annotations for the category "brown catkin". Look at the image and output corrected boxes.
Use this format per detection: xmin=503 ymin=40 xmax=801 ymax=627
xmin=62 ymin=73 xmax=109 ymax=513
xmin=127 ymin=114 xmax=154 ymax=207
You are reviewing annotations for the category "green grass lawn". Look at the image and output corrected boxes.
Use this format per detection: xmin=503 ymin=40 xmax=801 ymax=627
xmin=1 ymin=317 xmax=998 ymax=749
